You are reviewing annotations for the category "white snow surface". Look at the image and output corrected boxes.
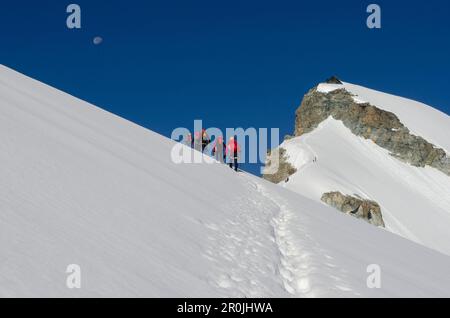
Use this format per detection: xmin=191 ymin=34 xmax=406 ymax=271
xmin=316 ymin=83 xmax=345 ymax=94
xmin=1 ymin=65 xmax=450 ymax=297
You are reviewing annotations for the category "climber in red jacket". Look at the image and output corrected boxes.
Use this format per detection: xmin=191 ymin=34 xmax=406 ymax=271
xmin=226 ymin=136 xmax=241 ymax=171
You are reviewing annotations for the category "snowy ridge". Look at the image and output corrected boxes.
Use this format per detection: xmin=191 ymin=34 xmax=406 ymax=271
xmin=317 ymin=81 xmax=450 ymax=152
xmin=343 ymin=82 xmax=450 ymax=153
xmin=1 ymin=65 xmax=450 ymax=297
xmin=281 ymin=116 xmax=450 ymax=256
xmin=316 ymin=83 xmax=345 ymax=94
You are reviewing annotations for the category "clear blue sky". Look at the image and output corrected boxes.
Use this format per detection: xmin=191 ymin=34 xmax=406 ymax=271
xmin=1 ymin=0 xmax=449 ymax=175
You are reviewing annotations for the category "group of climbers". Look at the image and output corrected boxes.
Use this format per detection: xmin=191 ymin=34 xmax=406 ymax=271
xmin=184 ymin=130 xmax=241 ymax=171
xmin=184 ymin=129 xmax=210 ymax=151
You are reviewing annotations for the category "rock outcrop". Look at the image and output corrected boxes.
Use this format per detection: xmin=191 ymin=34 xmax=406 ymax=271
xmin=321 ymin=192 xmax=385 ymax=227
xmin=294 ymin=86 xmax=450 ymax=176
xmin=325 ymin=76 xmax=343 ymax=84
xmin=262 ymin=147 xmax=297 ymax=184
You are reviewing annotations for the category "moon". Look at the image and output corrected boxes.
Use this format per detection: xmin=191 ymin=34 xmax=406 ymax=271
xmin=93 ymin=36 xmax=103 ymax=45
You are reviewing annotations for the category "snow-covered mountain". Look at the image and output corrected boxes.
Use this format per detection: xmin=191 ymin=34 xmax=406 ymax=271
xmin=1 ymin=65 xmax=450 ymax=297
xmin=264 ymin=78 xmax=450 ymax=257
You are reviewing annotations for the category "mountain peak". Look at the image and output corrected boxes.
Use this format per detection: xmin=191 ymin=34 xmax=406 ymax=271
xmin=324 ymin=75 xmax=343 ymax=84
xmin=264 ymin=79 xmax=450 ymax=257
xmin=2 ymin=65 xmax=450 ymax=297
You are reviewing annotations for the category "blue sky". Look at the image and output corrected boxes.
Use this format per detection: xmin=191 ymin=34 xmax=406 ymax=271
xmin=1 ymin=0 xmax=449 ymax=175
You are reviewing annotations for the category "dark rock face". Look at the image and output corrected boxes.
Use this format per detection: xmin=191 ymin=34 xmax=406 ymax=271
xmin=325 ymin=76 xmax=343 ymax=84
xmin=321 ymin=192 xmax=385 ymax=227
xmin=294 ymin=87 xmax=450 ymax=176
xmin=263 ymin=148 xmax=297 ymax=184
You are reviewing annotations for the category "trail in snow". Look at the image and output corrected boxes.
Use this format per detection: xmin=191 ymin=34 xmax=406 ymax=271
xmin=281 ymin=118 xmax=450 ymax=256
xmin=255 ymin=179 xmax=360 ymax=297
xmin=2 ymin=65 xmax=450 ymax=297
xmin=201 ymin=173 xmax=287 ymax=297
xmin=203 ymin=169 xmax=362 ymax=298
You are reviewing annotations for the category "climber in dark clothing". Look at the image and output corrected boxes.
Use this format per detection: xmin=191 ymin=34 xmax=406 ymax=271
xmin=193 ymin=131 xmax=202 ymax=152
xmin=201 ymin=129 xmax=210 ymax=152
xmin=212 ymin=136 xmax=226 ymax=163
xmin=184 ymin=133 xmax=193 ymax=148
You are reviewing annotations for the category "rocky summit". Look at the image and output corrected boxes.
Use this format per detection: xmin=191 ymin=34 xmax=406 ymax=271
xmin=325 ymin=76 xmax=343 ymax=84
xmin=262 ymin=77 xmax=450 ymax=253
xmin=294 ymin=85 xmax=450 ymax=176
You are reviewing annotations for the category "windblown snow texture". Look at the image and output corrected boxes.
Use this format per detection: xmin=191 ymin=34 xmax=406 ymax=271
xmin=1 ymin=65 xmax=450 ymax=297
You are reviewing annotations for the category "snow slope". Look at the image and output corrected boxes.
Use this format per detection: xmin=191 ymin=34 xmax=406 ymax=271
xmin=282 ymin=83 xmax=450 ymax=256
xmin=1 ymin=65 xmax=450 ymax=297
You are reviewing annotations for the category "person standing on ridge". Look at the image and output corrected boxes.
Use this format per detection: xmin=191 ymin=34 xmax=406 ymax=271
xmin=212 ymin=136 xmax=226 ymax=163
xmin=226 ymin=136 xmax=241 ymax=171
xmin=201 ymin=129 xmax=210 ymax=152
xmin=184 ymin=133 xmax=193 ymax=148
xmin=193 ymin=131 xmax=202 ymax=152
